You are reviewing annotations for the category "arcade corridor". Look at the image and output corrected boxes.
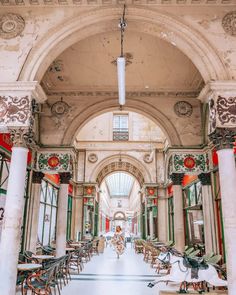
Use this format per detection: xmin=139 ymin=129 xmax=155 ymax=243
xmin=60 ymin=245 xmax=176 ymax=295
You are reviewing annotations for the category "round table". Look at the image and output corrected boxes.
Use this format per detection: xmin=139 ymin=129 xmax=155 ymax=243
xmin=70 ymin=243 xmax=82 ymax=248
xmin=17 ymin=263 xmax=42 ymax=271
xmin=66 ymin=247 xmax=76 ymax=251
xmin=32 ymin=255 xmax=54 ymax=260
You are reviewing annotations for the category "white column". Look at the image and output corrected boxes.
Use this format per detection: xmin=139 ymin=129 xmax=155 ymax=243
xmin=56 ymin=172 xmax=71 ymax=257
xmin=217 ymin=148 xmax=236 ymax=295
xmin=0 ymin=146 xmax=28 ymax=295
xmin=170 ymin=173 xmax=185 ymax=252
xmin=28 ymin=171 xmax=44 ymax=252
xmin=198 ymin=173 xmax=217 ymax=254
xmin=149 ymin=209 xmax=154 ymax=239
xmin=158 ymin=197 xmax=168 ymax=243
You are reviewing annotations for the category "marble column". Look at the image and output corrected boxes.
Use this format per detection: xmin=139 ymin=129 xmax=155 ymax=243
xmin=28 ymin=171 xmax=44 ymax=252
xmin=210 ymin=128 xmax=236 ymax=295
xmin=0 ymin=134 xmax=29 ymax=295
xmin=158 ymin=190 xmax=168 ymax=243
xmin=170 ymin=173 xmax=185 ymax=252
xmin=56 ymin=172 xmax=71 ymax=257
xmin=198 ymin=173 xmax=217 ymax=254
xmin=149 ymin=208 xmax=154 ymax=239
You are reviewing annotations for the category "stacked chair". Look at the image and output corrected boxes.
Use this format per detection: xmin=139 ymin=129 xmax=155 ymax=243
xmin=17 ymin=238 xmax=101 ymax=295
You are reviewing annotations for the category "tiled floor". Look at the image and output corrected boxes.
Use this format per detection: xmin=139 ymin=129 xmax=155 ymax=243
xmin=61 ymin=244 xmax=178 ymax=295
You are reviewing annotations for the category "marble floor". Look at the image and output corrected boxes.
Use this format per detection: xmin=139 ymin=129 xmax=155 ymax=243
xmin=61 ymin=244 xmax=178 ymax=295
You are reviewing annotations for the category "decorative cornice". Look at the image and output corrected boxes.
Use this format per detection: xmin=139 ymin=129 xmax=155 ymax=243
xmin=197 ymin=81 xmax=236 ymax=103
xmin=0 ymin=82 xmax=47 ymax=103
xmin=46 ymin=90 xmax=200 ymax=98
xmin=198 ymin=172 xmax=211 ymax=185
xmin=0 ymin=0 xmax=234 ymax=6
xmin=170 ymin=173 xmax=184 ymax=185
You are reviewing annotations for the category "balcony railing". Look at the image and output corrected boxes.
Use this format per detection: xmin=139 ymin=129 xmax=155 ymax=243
xmin=113 ymin=128 xmax=129 ymax=141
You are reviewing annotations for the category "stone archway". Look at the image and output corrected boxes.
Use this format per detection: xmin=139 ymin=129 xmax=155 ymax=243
xmin=19 ymin=6 xmax=229 ymax=83
xmin=65 ymin=99 xmax=180 ymax=146
xmin=96 ymin=161 xmax=145 ymax=187
xmin=90 ymin=153 xmax=152 ymax=185
xmin=113 ymin=211 xmax=127 ymax=221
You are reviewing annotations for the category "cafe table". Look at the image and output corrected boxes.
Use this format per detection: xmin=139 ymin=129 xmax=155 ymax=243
xmin=32 ymin=255 xmax=54 ymax=260
xmin=66 ymin=247 xmax=76 ymax=252
xmin=17 ymin=263 xmax=42 ymax=271
xmin=69 ymin=243 xmax=82 ymax=248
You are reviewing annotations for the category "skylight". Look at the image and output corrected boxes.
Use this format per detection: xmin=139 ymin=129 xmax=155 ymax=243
xmin=105 ymin=172 xmax=134 ymax=197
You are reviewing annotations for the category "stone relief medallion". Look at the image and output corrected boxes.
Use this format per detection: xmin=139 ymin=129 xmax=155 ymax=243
xmin=143 ymin=153 xmax=153 ymax=163
xmin=88 ymin=153 xmax=98 ymax=163
xmin=217 ymin=96 xmax=236 ymax=126
xmin=51 ymin=100 xmax=70 ymax=117
xmin=174 ymin=101 xmax=193 ymax=117
xmin=0 ymin=13 xmax=25 ymax=39
xmin=222 ymin=11 xmax=236 ymax=36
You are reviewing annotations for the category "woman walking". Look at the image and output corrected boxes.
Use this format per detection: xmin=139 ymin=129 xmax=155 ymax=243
xmin=112 ymin=226 xmax=125 ymax=259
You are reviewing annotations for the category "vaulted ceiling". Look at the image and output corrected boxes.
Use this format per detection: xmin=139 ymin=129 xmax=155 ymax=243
xmin=42 ymin=30 xmax=203 ymax=95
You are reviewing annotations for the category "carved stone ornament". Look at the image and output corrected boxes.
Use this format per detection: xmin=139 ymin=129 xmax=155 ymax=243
xmin=222 ymin=11 xmax=236 ymax=36
xmin=208 ymin=99 xmax=216 ymax=134
xmin=174 ymin=101 xmax=193 ymax=118
xmin=9 ymin=128 xmax=33 ymax=147
xmin=143 ymin=153 xmax=153 ymax=163
xmin=88 ymin=153 xmax=98 ymax=163
xmin=51 ymin=99 xmax=70 ymax=117
xmin=0 ymin=13 xmax=25 ymax=39
xmin=0 ymin=95 xmax=31 ymax=128
xmin=217 ymin=96 xmax=236 ymax=126
xmin=170 ymin=173 xmax=184 ymax=185
xmin=209 ymin=128 xmax=236 ymax=150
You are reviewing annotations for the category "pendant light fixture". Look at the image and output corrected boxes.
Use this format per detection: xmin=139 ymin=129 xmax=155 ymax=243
xmin=117 ymin=5 xmax=127 ymax=106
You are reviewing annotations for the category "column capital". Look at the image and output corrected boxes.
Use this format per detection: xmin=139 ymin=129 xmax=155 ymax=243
xmin=198 ymin=173 xmax=211 ymax=186
xmin=32 ymin=171 xmax=44 ymax=184
xmin=170 ymin=173 xmax=184 ymax=185
xmin=59 ymin=172 xmax=72 ymax=184
xmin=9 ymin=128 xmax=34 ymax=148
xmin=209 ymin=128 xmax=236 ymax=150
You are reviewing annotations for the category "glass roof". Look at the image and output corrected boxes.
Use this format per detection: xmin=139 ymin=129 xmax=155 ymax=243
xmin=105 ymin=172 xmax=134 ymax=197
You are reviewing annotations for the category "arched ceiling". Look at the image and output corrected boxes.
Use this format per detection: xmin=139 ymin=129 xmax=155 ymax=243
xmin=41 ymin=30 xmax=203 ymax=95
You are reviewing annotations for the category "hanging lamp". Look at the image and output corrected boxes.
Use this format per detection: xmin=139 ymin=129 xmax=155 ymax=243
xmin=117 ymin=5 xmax=127 ymax=106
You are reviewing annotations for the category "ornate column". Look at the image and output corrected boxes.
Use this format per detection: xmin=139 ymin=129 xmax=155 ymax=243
xmin=0 ymin=130 xmax=29 ymax=295
xmin=56 ymin=172 xmax=71 ymax=257
xmin=148 ymin=208 xmax=154 ymax=239
xmin=158 ymin=188 xmax=168 ymax=243
xmin=198 ymin=173 xmax=217 ymax=254
xmin=210 ymin=128 xmax=236 ymax=295
xmin=28 ymin=171 xmax=44 ymax=252
xmin=202 ymin=81 xmax=236 ymax=295
xmin=170 ymin=173 xmax=185 ymax=252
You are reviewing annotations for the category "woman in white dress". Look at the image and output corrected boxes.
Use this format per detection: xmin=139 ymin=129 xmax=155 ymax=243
xmin=112 ymin=226 xmax=125 ymax=259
